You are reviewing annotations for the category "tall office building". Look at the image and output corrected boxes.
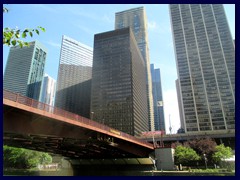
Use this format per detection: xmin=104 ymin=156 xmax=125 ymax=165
xmin=170 ymin=4 xmax=235 ymax=132
xmin=4 ymin=41 xmax=47 ymax=100
xmin=39 ymin=73 xmax=56 ymax=106
xmin=150 ymin=64 xmax=165 ymax=132
xmin=91 ymin=28 xmax=149 ymax=136
xmin=55 ymin=35 xmax=93 ymax=118
xmin=115 ymin=7 xmax=155 ymax=131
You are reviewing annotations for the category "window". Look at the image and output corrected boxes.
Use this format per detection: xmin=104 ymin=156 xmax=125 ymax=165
xmin=34 ymin=48 xmax=39 ymax=60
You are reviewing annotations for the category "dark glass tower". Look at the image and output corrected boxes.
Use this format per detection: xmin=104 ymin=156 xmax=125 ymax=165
xmin=4 ymin=41 xmax=47 ymax=101
xmin=115 ymin=7 xmax=155 ymax=131
xmin=151 ymin=64 xmax=165 ymax=132
xmin=91 ymin=27 xmax=149 ymax=136
xmin=170 ymin=4 xmax=235 ymax=132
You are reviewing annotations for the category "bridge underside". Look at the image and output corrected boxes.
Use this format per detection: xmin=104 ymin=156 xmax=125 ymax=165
xmin=69 ymin=158 xmax=154 ymax=165
xmin=4 ymin=104 xmax=153 ymax=159
xmin=69 ymin=158 xmax=154 ymax=176
xmin=4 ymin=132 xmax=148 ymax=159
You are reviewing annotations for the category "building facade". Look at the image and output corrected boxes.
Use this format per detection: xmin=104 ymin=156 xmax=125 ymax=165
xmin=55 ymin=35 xmax=93 ymax=118
xmin=91 ymin=28 xmax=149 ymax=136
xmin=39 ymin=74 xmax=56 ymax=106
xmin=175 ymin=79 xmax=185 ymax=132
xmin=150 ymin=64 xmax=165 ymax=132
xmin=115 ymin=7 xmax=155 ymax=131
xmin=170 ymin=4 xmax=235 ymax=132
xmin=4 ymin=41 xmax=47 ymax=101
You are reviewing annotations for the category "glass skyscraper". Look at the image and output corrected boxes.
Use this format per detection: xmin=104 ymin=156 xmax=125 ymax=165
xmin=55 ymin=35 xmax=93 ymax=118
xmin=115 ymin=7 xmax=155 ymax=131
xmin=91 ymin=28 xmax=149 ymax=136
xmin=151 ymin=64 xmax=165 ymax=132
xmin=39 ymin=73 xmax=56 ymax=106
xmin=170 ymin=4 xmax=235 ymax=132
xmin=4 ymin=41 xmax=47 ymax=101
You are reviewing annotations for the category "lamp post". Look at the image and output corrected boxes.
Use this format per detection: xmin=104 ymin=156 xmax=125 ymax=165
xmin=203 ymin=154 xmax=208 ymax=169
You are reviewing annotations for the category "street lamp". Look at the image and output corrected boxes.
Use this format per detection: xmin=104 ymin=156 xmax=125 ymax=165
xmin=149 ymin=156 xmax=157 ymax=171
xmin=203 ymin=154 xmax=208 ymax=169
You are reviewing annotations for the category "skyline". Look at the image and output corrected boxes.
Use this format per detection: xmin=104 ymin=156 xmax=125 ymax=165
xmin=3 ymin=4 xmax=235 ymax=134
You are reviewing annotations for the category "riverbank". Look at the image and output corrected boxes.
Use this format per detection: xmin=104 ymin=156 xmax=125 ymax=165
xmin=3 ymin=168 xmax=235 ymax=176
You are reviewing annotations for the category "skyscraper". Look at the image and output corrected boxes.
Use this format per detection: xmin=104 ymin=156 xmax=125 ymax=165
xmin=91 ymin=28 xmax=149 ymax=136
xmin=115 ymin=7 xmax=155 ymax=131
xmin=55 ymin=35 xmax=93 ymax=118
xmin=4 ymin=41 xmax=47 ymax=101
xmin=170 ymin=4 xmax=235 ymax=132
xmin=39 ymin=73 xmax=56 ymax=106
xmin=151 ymin=64 xmax=165 ymax=132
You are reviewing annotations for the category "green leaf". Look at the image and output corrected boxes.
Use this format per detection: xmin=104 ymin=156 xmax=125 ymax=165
xmin=15 ymin=30 xmax=20 ymax=38
xmin=38 ymin=26 xmax=46 ymax=32
xmin=3 ymin=32 xmax=9 ymax=39
xmin=23 ymin=29 xmax=29 ymax=33
xmin=19 ymin=42 xmax=23 ymax=48
xmin=3 ymin=7 xmax=9 ymax=13
xmin=22 ymin=32 xmax=27 ymax=38
xmin=29 ymin=31 xmax=33 ymax=37
xmin=24 ymin=42 xmax=30 ymax=47
xmin=6 ymin=39 xmax=10 ymax=45
xmin=11 ymin=40 xmax=16 ymax=46
xmin=4 ymin=27 xmax=10 ymax=31
xmin=35 ymin=29 xmax=39 ymax=35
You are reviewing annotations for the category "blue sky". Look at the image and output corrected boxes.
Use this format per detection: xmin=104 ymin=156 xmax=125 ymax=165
xmin=3 ymin=4 xmax=235 ymax=133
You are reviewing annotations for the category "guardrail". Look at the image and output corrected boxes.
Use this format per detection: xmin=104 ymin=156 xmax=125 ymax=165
xmin=3 ymin=89 xmax=153 ymax=148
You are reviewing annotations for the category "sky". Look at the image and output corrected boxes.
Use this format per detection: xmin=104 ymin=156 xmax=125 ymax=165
xmin=3 ymin=4 xmax=235 ymax=134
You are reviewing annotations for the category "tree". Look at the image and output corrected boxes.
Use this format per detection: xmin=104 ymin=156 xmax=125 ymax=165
xmin=184 ymin=137 xmax=217 ymax=159
xmin=212 ymin=144 xmax=233 ymax=163
xmin=3 ymin=145 xmax=27 ymax=168
xmin=3 ymin=145 xmax=52 ymax=169
xmin=174 ymin=145 xmax=201 ymax=166
xmin=171 ymin=141 xmax=183 ymax=149
xmin=3 ymin=6 xmax=45 ymax=47
xmin=39 ymin=153 xmax=52 ymax=165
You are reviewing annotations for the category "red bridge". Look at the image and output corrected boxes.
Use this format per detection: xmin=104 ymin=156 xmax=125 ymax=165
xmin=3 ymin=90 xmax=154 ymax=159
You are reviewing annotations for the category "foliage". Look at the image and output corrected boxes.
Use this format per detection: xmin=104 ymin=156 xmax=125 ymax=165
xmin=3 ymin=7 xmax=8 ymax=13
xmin=184 ymin=137 xmax=217 ymax=160
xmin=3 ymin=145 xmax=52 ymax=169
xmin=212 ymin=144 xmax=233 ymax=163
xmin=3 ymin=27 xmax=46 ymax=47
xmin=3 ymin=6 xmax=45 ymax=47
xmin=174 ymin=145 xmax=201 ymax=165
xmin=171 ymin=141 xmax=183 ymax=149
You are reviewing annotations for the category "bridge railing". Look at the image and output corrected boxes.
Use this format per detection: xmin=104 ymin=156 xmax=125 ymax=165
xmin=3 ymin=89 xmax=152 ymax=148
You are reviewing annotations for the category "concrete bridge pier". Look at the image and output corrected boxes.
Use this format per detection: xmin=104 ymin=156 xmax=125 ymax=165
xmin=155 ymin=148 xmax=175 ymax=171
